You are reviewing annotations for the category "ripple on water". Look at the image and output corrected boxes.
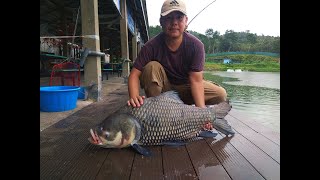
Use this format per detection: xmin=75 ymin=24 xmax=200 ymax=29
xmin=206 ymin=71 xmax=280 ymax=133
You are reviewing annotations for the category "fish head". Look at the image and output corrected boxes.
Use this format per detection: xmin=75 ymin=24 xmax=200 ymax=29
xmin=88 ymin=113 xmax=139 ymax=148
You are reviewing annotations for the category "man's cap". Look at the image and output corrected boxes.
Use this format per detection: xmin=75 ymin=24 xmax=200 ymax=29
xmin=161 ymin=0 xmax=187 ymax=16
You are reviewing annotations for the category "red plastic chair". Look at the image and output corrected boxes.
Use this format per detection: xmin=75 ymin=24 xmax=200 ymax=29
xmin=49 ymin=61 xmax=81 ymax=86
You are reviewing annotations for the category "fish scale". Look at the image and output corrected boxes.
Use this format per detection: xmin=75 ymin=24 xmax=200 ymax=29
xmin=124 ymin=94 xmax=215 ymax=145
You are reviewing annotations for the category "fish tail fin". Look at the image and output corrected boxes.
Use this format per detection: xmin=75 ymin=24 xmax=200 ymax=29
xmin=213 ymin=118 xmax=235 ymax=136
xmin=207 ymin=99 xmax=232 ymax=119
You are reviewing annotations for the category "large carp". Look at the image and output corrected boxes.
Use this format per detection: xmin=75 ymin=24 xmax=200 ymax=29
xmin=88 ymin=91 xmax=235 ymax=156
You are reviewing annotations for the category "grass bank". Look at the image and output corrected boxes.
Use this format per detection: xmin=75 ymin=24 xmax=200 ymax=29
xmin=205 ymin=54 xmax=280 ymax=72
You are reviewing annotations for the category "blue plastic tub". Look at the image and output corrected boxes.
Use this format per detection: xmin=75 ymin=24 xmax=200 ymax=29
xmin=78 ymin=86 xmax=87 ymax=100
xmin=40 ymin=86 xmax=80 ymax=112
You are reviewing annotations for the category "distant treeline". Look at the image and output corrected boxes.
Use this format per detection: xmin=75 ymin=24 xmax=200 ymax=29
xmin=148 ymin=25 xmax=280 ymax=54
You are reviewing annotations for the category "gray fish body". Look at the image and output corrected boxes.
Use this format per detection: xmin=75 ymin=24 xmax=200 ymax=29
xmin=90 ymin=91 xmax=234 ymax=152
xmin=119 ymin=91 xmax=226 ymax=145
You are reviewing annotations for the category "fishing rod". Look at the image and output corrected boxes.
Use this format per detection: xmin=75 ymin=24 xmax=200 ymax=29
xmin=187 ymin=0 xmax=217 ymax=27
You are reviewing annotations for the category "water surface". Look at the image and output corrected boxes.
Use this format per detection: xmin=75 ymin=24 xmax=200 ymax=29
xmin=204 ymin=71 xmax=280 ymax=133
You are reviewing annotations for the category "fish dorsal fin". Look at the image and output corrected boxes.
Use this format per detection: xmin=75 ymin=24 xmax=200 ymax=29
xmin=157 ymin=91 xmax=184 ymax=104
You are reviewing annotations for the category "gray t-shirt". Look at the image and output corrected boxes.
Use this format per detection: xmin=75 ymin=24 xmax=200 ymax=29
xmin=133 ymin=32 xmax=205 ymax=85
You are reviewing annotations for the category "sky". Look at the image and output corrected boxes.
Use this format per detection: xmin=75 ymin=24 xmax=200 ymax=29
xmin=145 ymin=0 xmax=280 ymax=37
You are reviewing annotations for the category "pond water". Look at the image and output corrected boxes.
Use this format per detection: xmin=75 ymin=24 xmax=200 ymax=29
xmin=204 ymin=71 xmax=280 ymax=133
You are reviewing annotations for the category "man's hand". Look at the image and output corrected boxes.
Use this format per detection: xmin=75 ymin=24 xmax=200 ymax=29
xmin=127 ymin=68 xmax=144 ymax=107
xmin=127 ymin=95 xmax=146 ymax=107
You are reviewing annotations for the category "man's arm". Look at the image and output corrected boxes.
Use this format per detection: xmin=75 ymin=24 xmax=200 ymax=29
xmin=189 ymin=71 xmax=206 ymax=108
xmin=128 ymin=67 xmax=145 ymax=107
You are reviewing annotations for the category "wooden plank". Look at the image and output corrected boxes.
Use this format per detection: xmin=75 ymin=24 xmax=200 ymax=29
xmin=227 ymin=133 xmax=280 ymax=180
xmin=229 ymin=109 xmax=280 ymax=145
xmin=40 ymin=132 xmax=89 ymax=179
xmin=40 ymin=86 xmax=130 ymax=179
xmin=206 ymin=134 xmax=265 ymax=180
xmin=41 ymin=159 xmax=72 ymax=180
xmin=130 ymin=146 xmax=164 ymax=180
xmin=225 ymin=114 xmax=280 ymax=163
xmin=61 ymin=145 xmax=110 ymax=180
xmin=95 ymin=148 xmax=135 ymax=180
xmin=162 ymin=145 xmax=197 ymax=179
xmin=186 ymin=139 xmax=232 ymax=180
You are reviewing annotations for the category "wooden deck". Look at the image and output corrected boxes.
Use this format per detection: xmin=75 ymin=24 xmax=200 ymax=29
xmin=40 ymin=86 xmax=280 ymax=180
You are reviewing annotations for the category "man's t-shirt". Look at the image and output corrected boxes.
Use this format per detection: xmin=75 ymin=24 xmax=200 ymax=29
xmin=133 ymin=32 xmax=205 ymax=85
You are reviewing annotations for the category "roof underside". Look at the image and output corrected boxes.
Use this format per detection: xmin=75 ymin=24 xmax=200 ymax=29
xmin=40 ymin=0 xmax=149 ymax=46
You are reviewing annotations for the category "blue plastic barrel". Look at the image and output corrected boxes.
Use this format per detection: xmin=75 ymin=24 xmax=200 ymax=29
xmin=40 ymin=86 xmax=80 ymax=112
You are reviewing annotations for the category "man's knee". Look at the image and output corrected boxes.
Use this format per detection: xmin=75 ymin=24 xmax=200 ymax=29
xmin=145 ymin=82 xmax=162 ymax=97
xmin=141 ymin=61 xmax=171 ymax=94
xmin=141 ymin=61 xmax=163 ymax=81
xmin=206 ymin=86 xmax=227 ymax=104
xmin=217 ymin=87 xmax=227 ymax=102
xmin=141 ymin=61 xmax=161 ymax=86
xmin=144 ymin=61 xmax=162 ymax=70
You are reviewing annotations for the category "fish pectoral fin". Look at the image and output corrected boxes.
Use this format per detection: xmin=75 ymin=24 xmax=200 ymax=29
xmin=198 ymin=130 xmax=218 ymax=138
xmin=162 ymin=141 xmax=187 ymax=147
xmin=131 ymin=143 xmax=152 ymax=157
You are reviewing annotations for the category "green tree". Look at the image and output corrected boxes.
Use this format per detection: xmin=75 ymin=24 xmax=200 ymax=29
xmin=205 ymin=28 xmax=220 ymax=54
xmin=219 ymin=30 xmax=238 ymax=52
xmin=246 ymin=31 xmax=257 ymax=51
xmin=189 ymin=30 xmax=210 ymax=53
xmin=147 ymin=25 xmax=280 ymax=53
xmin=270 ymin=37 xmax=280 ymax=53
xmin=148 ymin=25 xmax=162 ymax=39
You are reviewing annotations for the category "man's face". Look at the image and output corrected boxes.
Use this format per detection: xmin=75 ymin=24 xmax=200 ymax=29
xmin=160 ymin=11 xmax=188 ymax=38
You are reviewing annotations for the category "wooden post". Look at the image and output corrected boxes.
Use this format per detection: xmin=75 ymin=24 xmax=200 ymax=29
xmin=80 ymin=0 xmax=102 ymax=101
xmin=61 ymin=7 xmax=68 ymax=57
xmin=120 ymin=0 xmax=130 ymax=82
xmin=137 ymin=42 xmax=141 ymax=56
xmin=132 ymin=25 xmax=138 ymax=61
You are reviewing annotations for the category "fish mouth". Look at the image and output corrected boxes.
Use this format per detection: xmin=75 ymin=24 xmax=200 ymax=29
xmin=88 ymin=129 xmax=103 ymax=145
